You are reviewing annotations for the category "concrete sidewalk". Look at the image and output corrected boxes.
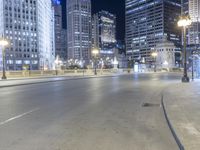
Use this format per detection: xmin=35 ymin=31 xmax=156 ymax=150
xmin=163 ymin=80 xmax=200 ymax=150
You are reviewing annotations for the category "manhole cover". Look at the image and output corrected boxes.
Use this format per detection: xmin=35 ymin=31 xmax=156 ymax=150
xmin=142 ymin=103 xmax=160 ymax=107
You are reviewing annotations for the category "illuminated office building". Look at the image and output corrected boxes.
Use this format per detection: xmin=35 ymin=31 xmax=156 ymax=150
xmin=67 ymin=0 xmax=91 ymax=63
xmin=92 ymin=11 xmax=116 ymax=59
xmin=188 ymin=0 xmax=200 ymax=45
xmin=0 ymin=0 xmax=55 ymax=70
xmin=125 ymin=0 xmax=182 ymax=62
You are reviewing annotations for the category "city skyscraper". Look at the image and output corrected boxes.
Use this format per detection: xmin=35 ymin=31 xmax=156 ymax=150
xmin=0 ymin=0 xmax=55 ymax=70
xmin=188 ymin=0 xmax=200 ymax=45
xmin=60 ymin=29 xmax=68 ymax=61
xmin=67 ymin=0 xmax=91 ymax=63
xmin=52 ymin=0 xmax=67 ymax=61
xmin=125 ymin=0 xmax=182 ymax=63
xmin=92 ymin=11 xmax=116 ymax=59
xmin=182 ymin=0 xmax=189 ymax=15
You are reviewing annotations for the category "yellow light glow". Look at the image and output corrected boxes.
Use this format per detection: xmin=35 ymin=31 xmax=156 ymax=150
xmin=151 ymin=52 xmax=158 ymax=57
xmin=0 ymin=39 xmax=9 ymax=46
xmin=92 ymin=49 xmax=99 ymax=55
xmin=178 ymin=16 xmax=192 ymax=27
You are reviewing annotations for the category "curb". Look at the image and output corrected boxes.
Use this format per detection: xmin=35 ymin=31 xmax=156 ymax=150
xmin=0 ymin=75 xmax=119 ymax=89
xmin=161 ymin=94 xmax=185 ymax=150
xmin=0 ymin=74 xmax=90 ymax=81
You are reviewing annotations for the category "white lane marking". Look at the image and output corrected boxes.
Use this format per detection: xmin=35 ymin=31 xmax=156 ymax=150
xmin=0 ymin=108 xmax=39 ymax=126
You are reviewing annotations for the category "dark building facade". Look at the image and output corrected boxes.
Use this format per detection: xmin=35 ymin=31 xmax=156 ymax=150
xmin=52 ymin=0 xmax=67 ymax=61
xmin=182 ymin=0 xmax=189 ymax=15
xmin=92 ymin=11 xmax=116 ymax=59
xmin=125 ymin=0 xmax=182 ymax=63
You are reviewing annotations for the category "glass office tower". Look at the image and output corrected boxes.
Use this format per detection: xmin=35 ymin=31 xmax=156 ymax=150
xmin=188 ymin=0 xmax=200 ymax=45
xmin=67 ymin=0 xmax=91 ymax=63
xmin=52 ymin=0 xmax=67 ymax=61
xmin=92 ymin=11 xmax=116 ymax=59
xmin=125 ymin=0 xmax=182 ymax=63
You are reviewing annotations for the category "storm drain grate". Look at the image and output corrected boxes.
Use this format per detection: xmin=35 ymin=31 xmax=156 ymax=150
xmin=142 ymin=103 xmax=161 ymax=107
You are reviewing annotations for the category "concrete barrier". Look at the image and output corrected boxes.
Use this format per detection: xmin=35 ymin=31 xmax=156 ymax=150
xmin=0 ymin=69 xmax=123 ymax=79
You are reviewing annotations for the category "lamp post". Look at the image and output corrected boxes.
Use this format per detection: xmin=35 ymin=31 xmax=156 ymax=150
xmin=178 ymin=16 xmax=192 ymax=82
xmin=151 ymin=52 xmax=158 ymax=72
xmin=0 ymin=39 xmax=9 ymax=80
xmin=191 ymin=51 xmax=194 ymax=81
xmin=92 ymin=49 xmax=99 ymax=75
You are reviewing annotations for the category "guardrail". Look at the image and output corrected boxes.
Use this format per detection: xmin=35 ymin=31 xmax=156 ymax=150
xmin=0 ymin=68 xmax=184 ymax=79
xmin=0 ymin=69 xmax=120 ymax=79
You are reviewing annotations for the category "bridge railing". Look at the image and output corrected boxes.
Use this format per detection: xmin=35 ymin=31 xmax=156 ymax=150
xmin=0 ymin=69 xmax=122 ymax=79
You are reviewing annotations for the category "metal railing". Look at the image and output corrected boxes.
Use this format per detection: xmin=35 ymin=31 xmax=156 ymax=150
xmin=0 ymin=69 xmax=120 ymax=79
xmin=0 ymin=68 xmax=185 ymax=79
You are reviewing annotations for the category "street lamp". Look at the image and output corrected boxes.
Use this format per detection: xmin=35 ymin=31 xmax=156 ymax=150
xmin=178 ymin=16 xmax=192 ymax=82
xmin=151 ymin=52 xmax=158 ymax=72
xmin=0 ymin=39 xmax=9 ymax=80
xmin=92 ymin=49 xmax=99 ymax=75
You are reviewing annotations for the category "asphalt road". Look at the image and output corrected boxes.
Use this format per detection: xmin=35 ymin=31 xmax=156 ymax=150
xmin=0 ymin=73 xmax=181 ymax=150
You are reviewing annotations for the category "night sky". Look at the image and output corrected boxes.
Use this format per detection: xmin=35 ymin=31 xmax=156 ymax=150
xmin=61 ymin=0 xmax=125 ymax=41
